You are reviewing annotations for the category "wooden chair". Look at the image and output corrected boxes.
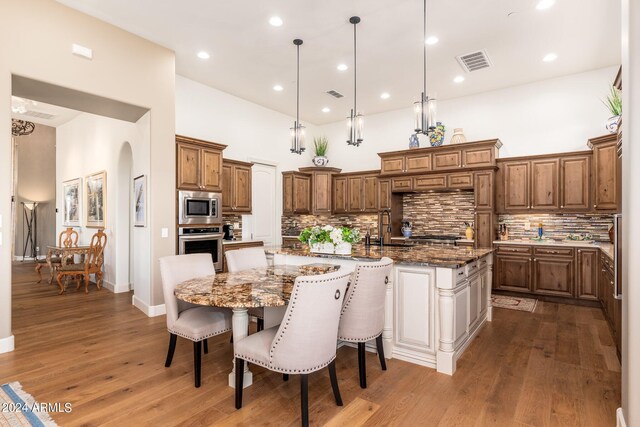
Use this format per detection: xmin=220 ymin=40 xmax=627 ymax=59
xmin=35 ymin=227 xmax=79 ymax=283
xmin=56 ymin=229 xmax=107 ymax=294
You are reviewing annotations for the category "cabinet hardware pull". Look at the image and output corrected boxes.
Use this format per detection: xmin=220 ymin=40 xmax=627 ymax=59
xmin=594 ymin=204 xmax=597 ymax=208
xmin=578 ymin=250 xmax=581 ymax=253
xmin=561 ymin=205 xmax=564 ymax=208
xmin=534 ymin=258 xmax=537 ymax=262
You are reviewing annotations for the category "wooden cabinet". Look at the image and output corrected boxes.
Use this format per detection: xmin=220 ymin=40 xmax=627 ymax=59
xmin=503 ymin=161 xmax=530 ymax=210
xmin=282 ymin=172 xmax=311 ymax=214
xmin=347 ymin=176 xmax=364 ymax=212
xmin=474 ymin=211 xmax=495 ymax=249
xmin=462 ymin=143 xmax=498 ymax=168
xmin=222 ymin=159 xmax=252 ymax=213
xmin=413 ymin=175 xmax=446 ymax=190
xmin=381 ymin=155 xmax=405 ymax=175
xmin=495 ymin=253 xmax=532 ymax=292
xmin=447 ymin=172 xmax=473 ymax=189
xmin=332 ymin=176 xmax=348 ymax=214
xmin=298 ymin=167 xmax=342 ymax=215
xmin=532 ymin=252 xmax=574 ymax=298
xmin=589 ymin=134 xmax=619 ymax=211
xmin=560 ymin=155 xmax=591 ymax=211
xmin=378 ymin=179 xmax=391 ymax=210
xmin=576 ymin=248 xmax=598 ymax=300
xmin=474 ymin=171 xmax=494 ymax=211
xmin=391 ymin=177 xmax=412 ymax=192
xmin=333 ymin=171 xmax=379 ymax=214
xmin=176 ymin=135 xmax=226 ymax=192
xmin=432 ymin=150 xmax=462 ymax=170
xmin=530 ymin=159 xmax=559 ymax=210
xmin=222 ymin=240 xmax=263 ymax=272
xmin=405 ymin=152 xmax=432 ymax=174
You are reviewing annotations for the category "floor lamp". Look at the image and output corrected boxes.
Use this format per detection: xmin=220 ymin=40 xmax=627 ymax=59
xmin=22 ymin=201 xmax=38 ymax=260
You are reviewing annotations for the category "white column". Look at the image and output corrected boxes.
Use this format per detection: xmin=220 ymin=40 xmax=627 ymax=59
xmin=382 ymin=274 xmax=394 ymax=357
xmin=436 ymin=287 xmax=456 ymax=375
xmin=228 ymin=308 xmax=253 ymax=388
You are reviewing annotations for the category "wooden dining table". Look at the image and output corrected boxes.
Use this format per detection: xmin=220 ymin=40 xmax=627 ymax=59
xmin=174 ymin=263 xmax=341 ymax=388
xmin=45 ymin=245 xmax=91 ymax=292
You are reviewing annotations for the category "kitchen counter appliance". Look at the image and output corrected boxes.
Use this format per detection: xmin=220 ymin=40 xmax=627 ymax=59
xmin=178 ymin=190 xmax=221 ymax=226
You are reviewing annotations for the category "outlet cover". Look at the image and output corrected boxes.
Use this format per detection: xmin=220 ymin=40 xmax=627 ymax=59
xmin=524 ymin=221 xmax=531 ymax=230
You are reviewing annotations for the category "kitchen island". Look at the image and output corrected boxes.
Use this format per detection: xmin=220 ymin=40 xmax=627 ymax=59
xmin=265 ymin=243 xmax=494 ymax=375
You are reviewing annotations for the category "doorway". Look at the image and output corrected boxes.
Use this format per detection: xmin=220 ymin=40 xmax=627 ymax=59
xmin=250 ymin=162 xmax=278 ymax=245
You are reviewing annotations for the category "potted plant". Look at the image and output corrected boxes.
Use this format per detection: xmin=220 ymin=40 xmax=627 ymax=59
xmin=603 ymin=85 xmax=622 ymax=133
xmin=312 ymin=136 xmax=329 ymax=166
xmin=332 ymin=226 xmax=362 ymax=254
xmin=298 ymin=225 xmax=361 ymax=254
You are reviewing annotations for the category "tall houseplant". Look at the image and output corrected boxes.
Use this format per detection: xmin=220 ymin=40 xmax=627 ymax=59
xmin=312 ymin=136 xmax=329 ymax=166
xmin=603 ymin=85 xmax=622 ymax=133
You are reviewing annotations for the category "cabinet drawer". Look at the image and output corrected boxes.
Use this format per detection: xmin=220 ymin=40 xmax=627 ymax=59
xmin=413 ymin=175 xmax=446 ymax=190
xmin=405 ymin=153 xmax=432 ymax=173
xmin=495 ymin=245 xmax=532 ymax=255
xmin=463 ymin=147 xmax=494 ymax=168
xmin=391 ymin=177 xmax=412 ymax=192
xmin=447 ymin=172 xmax=473 ymax=189
xmin=533 ymin=246 xmax=574 ymax=257
xmin=466 ymin=260 xmax=480 ymax=276
xmin=381 ymin=157 xmax=405 ymax=175
xmin=432 ymin=151 xmax=462 ymax=170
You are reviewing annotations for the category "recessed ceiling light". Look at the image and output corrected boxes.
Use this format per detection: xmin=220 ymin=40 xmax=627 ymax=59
xmin=269 ymin=16 xmax=283 ymax=27
xmin=453 ymin=75 xmax=465 ymax=83
xmin=425 ymin=36 xmax=439 ymax=45
xmin=337 ymin=64 xmax=348 ymax=71
xmin=321 ymin=107 xmax=331 ymax=113
xmin=197 ymin=51 xmax=210 ymax=60
xmin=380 ymin=92 xmax=390 ymax=99
xmin=273 ymin=84 xmax=284 ymax=91
xmin=536 ymin=0 xmax=555 ymax=10
xmin=542 ymin=53 xmax=558 ymax=62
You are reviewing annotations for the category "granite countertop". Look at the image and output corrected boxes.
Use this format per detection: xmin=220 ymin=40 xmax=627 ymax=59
xmin=174 ymin=264 xmax=340 ymax=308
xmin=266 ymin=243 xmax=493 ymax=269
xmin=494 ymin=239 xmax=614 ymax=260
xmin=223 ymin=239 xmax=263 ymax=245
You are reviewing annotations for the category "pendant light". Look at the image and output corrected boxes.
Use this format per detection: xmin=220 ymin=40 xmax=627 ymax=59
xmin=290 ymin=39 xmax=306 ymax=154
xmin=346 ymin=16 xmax=363 ymax=146
xmin=413 ymin=0 xmax=437 ymax=134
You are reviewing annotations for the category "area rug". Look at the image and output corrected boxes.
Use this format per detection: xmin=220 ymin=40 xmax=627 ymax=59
xmin=491 ymin=295 xmax=538 ymax=312
xmin=0 ymin=382 xmax=58 ymax=426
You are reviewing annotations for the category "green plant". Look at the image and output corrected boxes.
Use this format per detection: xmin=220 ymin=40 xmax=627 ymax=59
xmin=298 ymin=225 xmax=361 ymax=245
xmin=313 ymin=136 xmax=329 ymax=157
xmin=603 ymin=85 xmax=622 ymax=116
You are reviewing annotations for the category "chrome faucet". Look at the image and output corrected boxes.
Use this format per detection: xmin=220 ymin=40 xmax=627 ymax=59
xmin=378 ymin=209 xmax=392 ymax=246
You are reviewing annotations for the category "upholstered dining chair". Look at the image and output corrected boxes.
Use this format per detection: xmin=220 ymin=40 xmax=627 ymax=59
xmin=234 ymin=269 xmax=351 ymax=427
xmin=337 ymin=257 xmax=394 ymax=389
xmin=225 ymin=247 xmax=268 ymax=332
xmin=35 ymin=227 xmax=79 ymax=283
xmin=159 ymin=253 xmax=232 ymax=388
xmin=56 ymin=229 xmax=107 ymax=294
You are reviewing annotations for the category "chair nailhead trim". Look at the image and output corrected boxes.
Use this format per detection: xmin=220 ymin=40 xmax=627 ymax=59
xmin=168 ymin=327 xmax=232 ymax=342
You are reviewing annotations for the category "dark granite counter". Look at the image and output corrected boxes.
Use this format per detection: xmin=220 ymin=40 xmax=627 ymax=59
xmin=266 ymin=243 xmax=493 ymax=269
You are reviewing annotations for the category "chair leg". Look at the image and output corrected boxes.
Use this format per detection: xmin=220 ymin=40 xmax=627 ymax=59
xmin=283 ymin=374 xmax=289 ymax=382
xmin=35 ymin=264 xmax=42 ymax=283
xmin=84 ymin=274 xmax=90 ymax=294
xmin=257 ymin=318 xmax=264 ymax=332
xmin=203 ymin=339 xmax=209 ymax=354
xmin=376 ymin=334 xmax=387 ymax=371
xmin=358 ymin=342 xmax=367 ymax=389
xmin=193 ymin=341 xmax=202 ymax=388
xmin=328 ymin=360 xmax=343 ymax=406
xmin=165 ymin=334 xmax=177 ymax=367
xmin=56 ymin=274 xmax=65 ymax=295
xmin=235 ymin=358 xmax=244 ymax=409
xmin=300 ymin=374 xmax=309 ymax=427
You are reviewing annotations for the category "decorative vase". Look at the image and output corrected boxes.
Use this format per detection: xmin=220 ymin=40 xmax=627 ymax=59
xmin=334 ymin=242 xmax=352 ymax=255
xmin=310 ymin=241 xmax=334 ymax=254
xmin=429 ymin=122 xmax=446 ymax=147
xmin=312 ymin=156 xmax=329 ymax=167
xmin=606 ymin=115 xmax=621 ymax=133
xmin=409 ymin=133 xmax=420 ymax=149
xmin=450 ymin=128 xmax=467 ymax=145
xmin=465 ymin=226 xmax=474 ymax=240
xmin=402 ymin=227 xmax=412 ymax=238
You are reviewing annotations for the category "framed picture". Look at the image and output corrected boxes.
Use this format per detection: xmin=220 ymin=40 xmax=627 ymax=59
xmin=86 ymin=171 xmax=106 ymax=228
xmin=62 ymin=178 xmax=81 ymax=227
xmin=133 ymin=174 xmax=146 ymax=227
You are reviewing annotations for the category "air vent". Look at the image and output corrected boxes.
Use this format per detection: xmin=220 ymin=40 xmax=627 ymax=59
xmin=23 ymin=110 xmax=56 ymax=120
xmin=456 ymin=49 xmax=492 ymax=72
xmin=326 ymin=90 xmax=344 ymax=99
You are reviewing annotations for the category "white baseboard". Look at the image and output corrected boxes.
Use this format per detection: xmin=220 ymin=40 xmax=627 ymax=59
xmin=102 ymin=280 xmax=131 ymax=294
xmin=12 ymin=255 xmax=46 ymax=261
xmin=617 ymin=408 xmax=626 ymax=427
xmin=0 ymin=335 xmax=15 ymax=354
xmin=132 ymin=295 xmax=166 ymax=317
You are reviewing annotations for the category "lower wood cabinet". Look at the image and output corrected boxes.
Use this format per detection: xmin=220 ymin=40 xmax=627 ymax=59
xmin=531 ymin=256 xmax=574 ymax=297
xmin=494 ymin=254 xmax=532 ymax=292
xmin=576 ymin=248 xmax=599 ymax=300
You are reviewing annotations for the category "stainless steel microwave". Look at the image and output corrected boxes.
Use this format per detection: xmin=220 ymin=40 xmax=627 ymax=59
xmin=178 ymin=190 xmax=221 ymax=225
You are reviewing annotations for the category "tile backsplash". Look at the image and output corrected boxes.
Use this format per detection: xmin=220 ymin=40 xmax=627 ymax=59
xmin=282 ymin=214 xmax=379 ymax=237
xmin=222 ymin=214 xmax=243 ymax=235
xmin=402 ymin=191 xmax=475 ymax=237
xmin=499 ymin=214 xmax=613 ymax=242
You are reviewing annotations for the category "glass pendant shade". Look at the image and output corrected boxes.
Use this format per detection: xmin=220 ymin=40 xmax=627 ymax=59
xmin=346 ymin=16 xmax=363 ymax=146
xmin=290 ymin=121 xmax=305 ymax=154
xmin=413 ymin=93 xmax=437 ymax=134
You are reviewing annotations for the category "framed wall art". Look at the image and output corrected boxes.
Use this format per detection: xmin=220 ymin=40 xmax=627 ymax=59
xmin=133 ymin=174 xmax=146 ymax=227
xmin=62 ymin=177 xmax=81 ymax=227
xmin=86 ymin=171 xmax=106 ymax=228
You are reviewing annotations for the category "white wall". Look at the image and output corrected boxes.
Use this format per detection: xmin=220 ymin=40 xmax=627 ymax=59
xmin=56 ymin=112 xmax=151 ymax=296
xmin=318 ymin=66 xmax=620 ymax=171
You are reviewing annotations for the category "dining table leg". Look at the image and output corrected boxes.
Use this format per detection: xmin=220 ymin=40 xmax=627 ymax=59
xmin=46 ymin=249 xmax=55 ymax=284
xmin=228 ymin=307 xmax=253 ymax=388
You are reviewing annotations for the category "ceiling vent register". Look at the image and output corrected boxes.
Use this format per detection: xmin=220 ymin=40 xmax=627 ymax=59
xmin=456 ymin=49 xmax=492 ymax=72
xmin=22 ymin=110 xmax=57 ymax=120
xmin=325 ymin=90 xmax=344 ymax=99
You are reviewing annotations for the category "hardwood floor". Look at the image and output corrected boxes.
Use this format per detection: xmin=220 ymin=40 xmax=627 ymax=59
xmin=2 ymin=262 xmax=620 ymax=426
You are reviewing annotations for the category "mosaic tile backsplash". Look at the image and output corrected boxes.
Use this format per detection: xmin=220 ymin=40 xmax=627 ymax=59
xmin=402 ymin=191 xmax=475 ymax=237
xmin=222 ymin=214 xmax=243 ymax=235
xmin=499 ymin=214 xmax=614 ymax=242
xmin=282 ymin=214 xmax=379 ymax=237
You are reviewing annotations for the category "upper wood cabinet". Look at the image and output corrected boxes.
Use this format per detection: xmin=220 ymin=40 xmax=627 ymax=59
xmin=474 ymin=171 xmax=494 ymax=211
xmin=299 ymin=167 xmax=342 ymax=215
xmin=560 ymin=155 xmax=591 ymax=211
xmin=222 ymin=159 xmax=252 ymax=213
xmin=432 ymin=150 xmax=462 ymax=170
xmin=530 ymin=158 xmax=559 ymax=210
xmin=283 ymin=172 xmax=311 ymax=214
xmin=503 ymin=161 xmax=530 ymax=211
xmin=378 ymin=179 xmax=392 ymax=210
xmin=589 ymin=134 xmax=619 ymax=211
xmin=176 ymin=135 xmax=226 ymax=192
xmin=332 ymin=171 xmax=379 ymax=214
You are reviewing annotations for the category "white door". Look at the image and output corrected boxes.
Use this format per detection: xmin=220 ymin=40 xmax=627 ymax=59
xmin=251 ymin=163 xmax=277 ymax=245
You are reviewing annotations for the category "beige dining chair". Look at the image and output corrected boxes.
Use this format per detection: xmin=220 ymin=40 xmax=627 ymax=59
xmin=225 ymin=247 xmax=268 ymax=331
xmin=337 ymin=257 xmax=394 ymax=388
xmin=159 ymin=253 xmax=232 ymax=388
xmin=56 ymin=229 xmax=106 ymax=294
xmin=35 ymin=227 xmax=79 ymax=283
xmin=233 ymin=269 xmax=351 ymax=426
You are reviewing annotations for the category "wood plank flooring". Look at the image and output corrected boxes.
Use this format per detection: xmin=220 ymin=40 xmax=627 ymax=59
xmin=1 ymin=262 xmax=620 ymax=426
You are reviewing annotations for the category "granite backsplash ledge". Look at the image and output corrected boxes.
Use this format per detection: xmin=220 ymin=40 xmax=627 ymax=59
xmin=499 ymin=214 xmax=613 ymax=242
xmin=282 ymin=214 xmax=379 ymax=236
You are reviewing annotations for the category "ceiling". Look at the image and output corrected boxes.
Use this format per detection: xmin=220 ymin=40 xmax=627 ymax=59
xmin=56 ymin=0 xmax=621 ymax=125
xmin=11 ymin=96 xmax=81 ymax=127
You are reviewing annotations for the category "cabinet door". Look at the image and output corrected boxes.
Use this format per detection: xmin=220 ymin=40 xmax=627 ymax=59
xmin=380 ymin=156 xmax=405 ymax=175
xmin=463 ymin=147 xmax=494 ymax=168
xmin=293 ymin=174 xmax=311 ymax=213
xmin=432 ymin=150 xmax=462 ymax=170
xmin=221 ymin=163 xmax=233 ymax=211
xmin=495 ymin=255 xmax=532 ymax=292
xmin=560 ymin=156 xmax=590 ymax=211
xmin=233 ymin=165 xmax=252 ymax=212
xmin=531 ymin=159 xmax=559 ymax=210
xmin=474 ymin=171 xmax=494 ymax=210
xmin=177 ymin=144 xmax=201 ymax=190
xmin=576 ymin=248 xmax=598 ymax=300
xmin=312 ymin=171 xmax=332 ymax=214
xmin=391 ymin=177 xmax=412 ymax=192
xmin=378 ymin=179 xmax=391 ymax=210
xmin=474 ymin=212 xmax=495 ymax=249
xmin=363 ymin=176 xmax=379 ymax=212
xmin=532 ymin=257 xmax=574 ymax=297
xmin=283 ymin=174 xmax=294 ymax=214
xmin=447 ymin=172 xmax=473 ymax=189
xmin=503 ymin=161 xmax=530 ymax=211
xmin=405 ymin=153 xmax=432 ymax=174
xmin=593 ymin=142 xmax=618 ymax=210
xmin=347 ymin=176 xmax=364 ymax=212
xmin=332 ymin=176 xmax=348 ymax=214
xmin=201 ymin=148 xmax=223 ymax=192
xmin=413 ymin=175 xmax=446 ymax=190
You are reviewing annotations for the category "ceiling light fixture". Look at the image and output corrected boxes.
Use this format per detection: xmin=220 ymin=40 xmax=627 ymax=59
xmin=453 ymin=75 xmax=465 ymax=83
xmin=337 ymin=63 xmax=348 ymax=71
xmin=425 ymin=36 xmax=439 ymax=45
xmin=346 ymin=16 xmax=363 ymax=146
xmin=413 ymin=0 xmax=437 ymax=135
xmin=273 ymin=84 xmax=284 ymax=91
xmin=290 ymin=39 xmax=305 ymax=155
xmin=542 ymin=52 xmax=558 ymax=62
xmin=197 ymin=51 xmax=210 ymax=59
xmin=269 ymin=16 xmax=283 ymax=27
xmin=380 ymin=92 xmax=390 ymax=99
xmin=536 ymin=0 xmax=555 ymax=10
xmin=322 ymin=107 xmax=331 ymax=113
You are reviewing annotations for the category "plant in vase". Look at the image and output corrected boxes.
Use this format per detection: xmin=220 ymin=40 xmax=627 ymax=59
xmin=602 ymin=85 xmax=622 ymax=133
xmin=332 ymin=226 xmax=362 ymax=254
xmin=312 ymin=136 xmax=329 ymax=166
xmin=298 ymin=225 xmax=361 ymax=254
